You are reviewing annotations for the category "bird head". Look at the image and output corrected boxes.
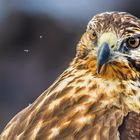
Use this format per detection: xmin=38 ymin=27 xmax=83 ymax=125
xmin=76 ymin=12 xmax=140 ymax=80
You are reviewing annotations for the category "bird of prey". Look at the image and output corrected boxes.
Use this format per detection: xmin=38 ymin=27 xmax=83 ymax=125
xmin=1 ymin=12 xmax=140 ymax=140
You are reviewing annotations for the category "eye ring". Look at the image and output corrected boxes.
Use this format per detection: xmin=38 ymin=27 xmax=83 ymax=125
xmin=127 ymin=37 xmax=140 ymax=49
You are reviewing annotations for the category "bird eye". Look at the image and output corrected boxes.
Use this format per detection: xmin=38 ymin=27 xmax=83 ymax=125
xmin=92 ymin=31 xmax=96 ymax=37
xmin=127 ymin=37 xmax=140 ymax=49
xmin=89 ymin=31 xmax=97 ymax=40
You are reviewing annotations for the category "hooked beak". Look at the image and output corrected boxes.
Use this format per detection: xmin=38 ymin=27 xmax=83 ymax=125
xmin=97 ymin=43 xmax=110 ymax=74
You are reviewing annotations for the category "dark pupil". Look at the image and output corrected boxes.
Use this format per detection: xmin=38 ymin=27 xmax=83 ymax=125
xmin=129 ymin=38 xmax=135 ymax=45
xmin=93 ymin=32 xmax=96 ymax=36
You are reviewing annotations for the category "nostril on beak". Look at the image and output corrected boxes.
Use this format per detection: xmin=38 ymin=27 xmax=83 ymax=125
xmin=111 ymin=45 xmax=115 ymax=49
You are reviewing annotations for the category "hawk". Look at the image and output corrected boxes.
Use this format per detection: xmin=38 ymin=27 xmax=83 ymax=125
xmin=1 ymin=12 xmax=140 ymax=140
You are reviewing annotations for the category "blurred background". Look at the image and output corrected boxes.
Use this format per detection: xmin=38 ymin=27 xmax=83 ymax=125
xmin=0 ymin=0 xmax=140 ymax=132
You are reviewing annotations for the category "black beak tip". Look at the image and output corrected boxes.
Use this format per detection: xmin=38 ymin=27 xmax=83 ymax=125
xmin=97 ymin=63 xmax=102 ymax=74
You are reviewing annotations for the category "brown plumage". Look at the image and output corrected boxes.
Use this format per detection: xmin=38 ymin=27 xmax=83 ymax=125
xmin=1 ymin=12 xmax=140 ymax=140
